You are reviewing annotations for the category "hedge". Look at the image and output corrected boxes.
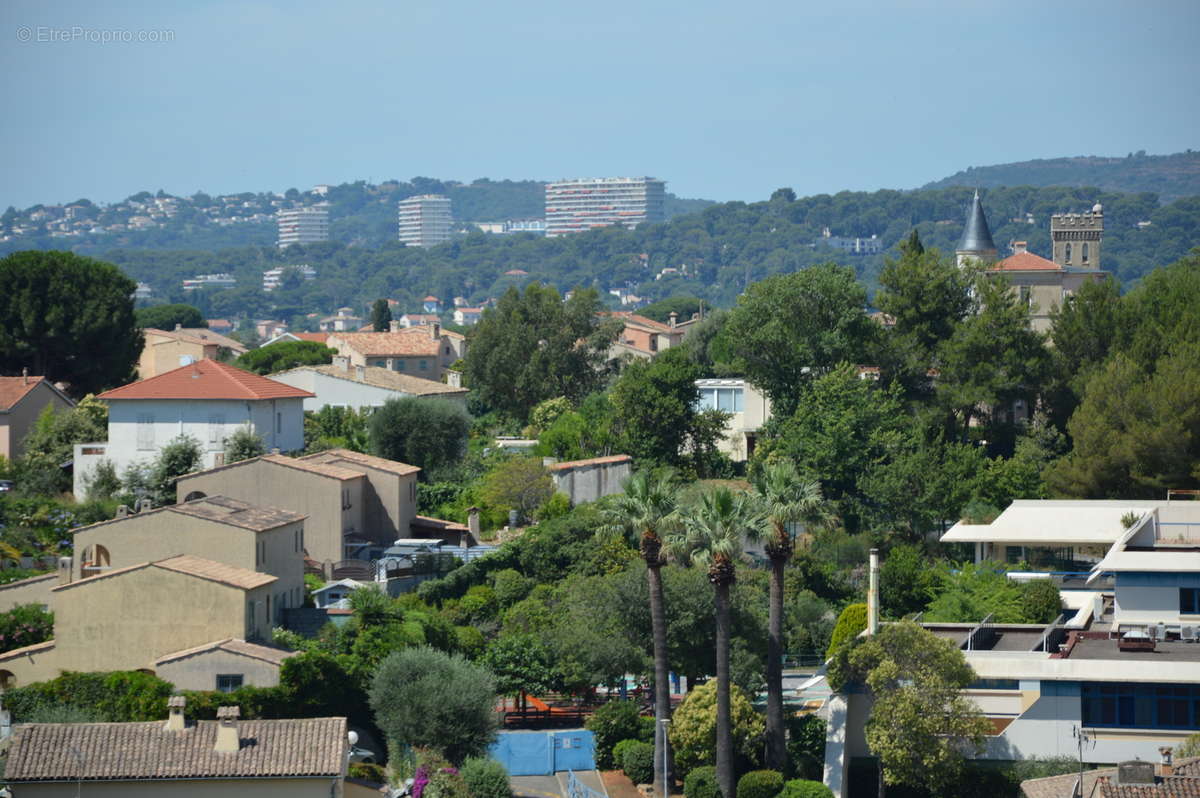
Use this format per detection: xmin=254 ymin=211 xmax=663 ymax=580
xmin=736 ymin=770 xmax=783 ymax=798
xmin=779 ymin=780 xmax=833 ymax=798
xmin=621 ymin=740 xmax=655 ymax=785
xmin=685 ymin=765 xmax=720 ymax=798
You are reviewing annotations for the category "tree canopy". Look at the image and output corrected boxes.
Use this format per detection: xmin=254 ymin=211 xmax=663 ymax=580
xmin=234 ymin=340 xmax=336 ymax=375
xmin=135 ymin=303 xmax=207 ymax=330
xmin=369 ymin=398 xmax=470 ymax=479
xmin=0 ymin=250 xmax=141 ymax=396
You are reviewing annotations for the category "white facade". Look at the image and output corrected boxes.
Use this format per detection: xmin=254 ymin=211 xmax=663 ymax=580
xmin=695 ymin=378 xmax=771 ymax=462
xmin=398 ymin=195 xmax=452 ymax=247
xmin=262 ymin=264 xmax=317 ymax=291
xmin=268 ymin=367 xmax=467 ymax=412
xmin=73 ymin=397 xmax=306 ymax=498
xmin=545 ymin=177 xmax=666 ymax=237
xmin=276 ymin=205 xmax=330 ymax=249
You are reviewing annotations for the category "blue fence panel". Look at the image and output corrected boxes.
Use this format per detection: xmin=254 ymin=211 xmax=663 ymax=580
xmin=491 ymin=731 xmax=554 ymax=776
xmin=553 ymin=730 xmax=595 ymax=772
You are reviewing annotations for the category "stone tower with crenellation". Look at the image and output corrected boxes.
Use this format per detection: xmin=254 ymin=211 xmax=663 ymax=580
xmin=1051 ymin=203 xmax=1103 ymax=270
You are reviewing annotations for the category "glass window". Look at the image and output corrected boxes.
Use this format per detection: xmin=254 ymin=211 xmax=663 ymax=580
xmin=1081 ymin=243 xmax=1089 ymax=263
xmin=698 ymin=388 xmax=716 ymax=411
xmin=396 ymin=360 xmax=406 ymax=370
xmin=419 ymin=360 xmax=428 ymax=370
xmin=216 ymin=674 xmax=243 ymax=693
xmin=1182 ymin=588 xmax=1200 ymax=614
xmin=1065 ymin=243 xmax=1072 ymax=263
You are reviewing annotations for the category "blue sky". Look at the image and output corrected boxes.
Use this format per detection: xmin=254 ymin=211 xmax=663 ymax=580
xmin=2 ymin=0 xmax=1197 ymax=208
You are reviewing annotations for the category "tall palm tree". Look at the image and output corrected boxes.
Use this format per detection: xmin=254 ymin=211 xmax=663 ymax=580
xmin=599 ymin=469 xmax=680 ymax=794
xmin=671 ymin=486 xmax=762 ymax=798
xmin=751 ymin=461 xmax=829 ymax=773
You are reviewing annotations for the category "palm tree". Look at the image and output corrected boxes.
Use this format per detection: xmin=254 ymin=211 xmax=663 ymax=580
xmin=599 ymin=469 xmax=680 ymax=795
xmin=751 ymin=461 xmax=830 ymax=773
xmin=671 ymin=486 xmax=762 ymax=798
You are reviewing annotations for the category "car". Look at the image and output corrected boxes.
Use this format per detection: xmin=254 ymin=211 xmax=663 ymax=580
xmin=0 ymin=480 xmax=13 ymax=493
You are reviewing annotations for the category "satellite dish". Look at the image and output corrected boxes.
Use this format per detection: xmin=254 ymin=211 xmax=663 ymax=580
xmin=348 ymin=730 xmax=359 ymax=746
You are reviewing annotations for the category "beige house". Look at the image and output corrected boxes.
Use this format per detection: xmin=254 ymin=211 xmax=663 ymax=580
xmin=0 ymin=555 xmax=277 ymax=688
xmin=328 ymin=324 xmax=461 ymax=380
xmin=138 ymin=326 xmax=248 ymax=378
xmin=696 ymin=378 xmax=772 ymax=462
xmin=70 ymin=495 xmax=306 ymax=615
xmin=0 ymin=373 xmax=74 ymax=460
xmin=155 ymin=638 xmax=297 ymax=691
xmin=270 ymin=358 xmax=469 ymax=412
xmin=988 ymin=243 xmax=1107 ymax=333
xmin=176 ymin=449 xmax=419 ymax=565
xmin=5 ymin=701 xmax=347 ymax=796
xmin=604 ymin=312 xmax=686 ymax=361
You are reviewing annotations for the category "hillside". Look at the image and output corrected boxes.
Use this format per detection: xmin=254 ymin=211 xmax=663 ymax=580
xmin=0 ymin=178 xmax=714 ymax=254
xmin=922 ymin=150 xmax=1200 ymax=203
xmin=73 ymin=185 xmax=1199 ymax=331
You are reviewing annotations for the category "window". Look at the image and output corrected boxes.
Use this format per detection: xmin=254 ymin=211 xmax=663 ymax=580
xmin=419 ymin=360 xmax=428 ymax=371
xmin=1019 ymin=285 xmax=1032 ymax=308
xmin=1082 ymin=682 xmax=1200 ymax=729
xmin=136 ymin=413 xmax=155 ymax=450
xmin=1064 ymin=243 xmax=1072 ymax=263
xmin=697 ymin=387 xmax=744 ymax=413
xmin=216 ymin=674 xmax=243 ymax=693
xmin=396 ymin=360 xmax=406 ymax=371
xmin=1182 ymin=587 xmax=1200 ymax=615
xmin=275 ymin=412 xmax=282 ymax=434
xmin=208 ymin=414 xmax=225 ymax=451
xmin=1081 ymin=242 xmax=1090 ymax=263
xmin=342 ymin=489 xmax=352 ymax=510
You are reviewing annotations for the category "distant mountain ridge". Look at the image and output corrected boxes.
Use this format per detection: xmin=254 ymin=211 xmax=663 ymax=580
xmin=922 ymin=150 xmax=1200 ymax=203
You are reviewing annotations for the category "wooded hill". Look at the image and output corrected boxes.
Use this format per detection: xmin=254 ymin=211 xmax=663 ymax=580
xmin=923 ymin=150 xmax=1200 ymax=203
xmin=91 ymin=184 xmax=1199 ymax=327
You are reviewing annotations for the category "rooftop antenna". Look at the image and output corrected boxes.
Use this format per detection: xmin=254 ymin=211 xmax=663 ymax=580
xmin=1072 ymin=726 xmax=1095 ymax=797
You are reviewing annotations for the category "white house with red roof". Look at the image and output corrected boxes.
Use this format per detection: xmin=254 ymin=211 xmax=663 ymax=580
xmin=72 ymin=360 xmax=313 ymax=498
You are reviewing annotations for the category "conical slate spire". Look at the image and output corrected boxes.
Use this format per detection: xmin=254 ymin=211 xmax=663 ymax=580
xmin=957 ymin=189 xmax=996 ymax=253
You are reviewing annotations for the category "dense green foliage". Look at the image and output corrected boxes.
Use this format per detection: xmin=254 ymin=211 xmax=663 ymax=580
xmin=369 ymin=398 xmax=471 ymax=478
xmin=17 ymin=397 xmax=107 ymax=494
xmin=234 ymin=340 xmax=336 ymax=374
xmin=685 ymin=766 xmax=721 ymax=798
xmin=924 ymin=563 xmax=1062 ymax=624
xmin=620 ymin=740 xmax=656 ymax=785
xmin=224 ymin=426 xmax=266 ymax=463
xmin=826 ymin=603 xmax=867 ymax=657
xmin=586 ymin=700 xmax=645 ymax=769
xmin=0 ymin=603 xmax=54 ymax=653
xmin=922 ymin=149 xmax=1200 ymax=203
xmin=460 ymin=757 xmax=513 ymax=798
xmin=149 ymin=435 xmax=203 ymax=505
xmin=668 ymin=680 xmax=765 ymax=780
xmin=778 ymin=780 xmax=834 ymax=798
xmin=0 ymin=251 xmax=141 ymax=396
xmin=736 ymin=770 xmax=784 ymax=798
xmin=369 ymin=646 xmax=498 ymax=764
xmin=136 ymin=303 xmax=207 ymax=330
xmin=784 ymin=715 xmax=827 ymax=781
xmin=3 ymin=670 xmax=173 ymax=723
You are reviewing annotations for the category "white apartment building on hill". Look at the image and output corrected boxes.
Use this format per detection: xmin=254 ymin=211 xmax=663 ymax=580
xmin=276 ymin=205 xmax=330 ymax=249
xmin=398 ymin=195 xmax=452 ymax=247
xmin=545 ymin=177 xmax=666 ymax=237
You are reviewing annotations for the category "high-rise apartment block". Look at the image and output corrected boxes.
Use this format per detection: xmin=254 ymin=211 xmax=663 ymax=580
xmin=544 ymin=177 xmax=666 ymax=237
xmin=398 ymin=195 xmax=453 ymax=247
xmin=276 ymin=205 xmax=330 ymax=249
xmin=1051 ymin=204 xmax=1103 ymax=270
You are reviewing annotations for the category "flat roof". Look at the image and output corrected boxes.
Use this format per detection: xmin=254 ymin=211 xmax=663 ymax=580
xmin=941 ymin=500 xmax=1167 ymax=545
xmin=1094 ymin=549 xmax=1200 ymax=572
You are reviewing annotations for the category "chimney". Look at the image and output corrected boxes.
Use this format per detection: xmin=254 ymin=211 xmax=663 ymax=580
xmin=467 ymin=506 xmax=481 ymax=541
xmin=389 ymin=320 xmax=400 ymax=333
xmin=57 ymin=556 xmax=73 ymax=586
xmin=21 ymin=367 xmax=28 ymax=385
xmin=668 ymin=311 xmax=678 ymax=328
xmin=1160 ymin=747 xmax=1174 ymax=777
xmin=867 ymin=548 xmax=880 ymax=635
xmin=333 ymin=355 xmax=350 ymax=372
xmin=165 ymin=695 xmax=186 ymax=732
xmin=1011 ymin=240 xmax=1028 ymax=254
xmin=175 ymin=323 xmax=183 ymax=331
xmin=214 ymin=705 xmax=241 ymax=752
xmin=430 ymin=322 xmax=440 ymax=340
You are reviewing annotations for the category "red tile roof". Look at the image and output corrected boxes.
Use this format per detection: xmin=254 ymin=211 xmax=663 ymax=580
xmin=547 ymin=454 xmax=633 ymax=471
xmin=96 ymin=360 xmax=314 ymax=401
xmin=605 ymin=311 xmax=677 ymax=334
xmin=0 ymin=376 xmax=53 ymax=412
xmin=293 ymin=332 xmax=330 ymax=344
xmin=991 ymin=251 xmax=1063 ymax=272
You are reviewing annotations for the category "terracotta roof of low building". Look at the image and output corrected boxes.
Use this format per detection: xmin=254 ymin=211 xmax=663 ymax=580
xmin=179 ymin=453 xmax=363 ymax=483
xmin=71 ymin=495 xmax=304 ymax=535
xmin=991 ymin=251 xmax=1064 ymax=272
xmin=412 ymin=515 xmax=469 ymax=533
xmin=277 ymin=364 xmax=467 ymax=397
xmin=5 ymin=716 xmax=347 ymax=781
xmin=547 ymin=454 xmax=633 ymax=471
xmin=0 ymin=640 xmax=56 ymax=663
xmin=330 ymin=331 xmax=442 ymax=357
xmin=605 ymin=311 xmax=676 ymax=334
xmin=154 ymin=555 xmax=278 ymax=590
xmin=155 ymin=638 xmax=298 ymax=667
xmin=293 ymin=332 xmax=330 ymax=344
xmin=97 ymin=360 xmax=314 ymax=401
xmin=299 ymin=448 xmax=421 ymax=477
xmin=0 ymin=376 xmax=68 ymax=412
xmin=1021 ymin=757 xmax=1200 ymax=798
xmin=175 ymin=328 xmax=248 ymax=352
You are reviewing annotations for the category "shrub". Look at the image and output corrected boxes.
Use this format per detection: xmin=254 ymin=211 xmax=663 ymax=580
xmin=621 ymin=740 xmax=655 ymax=785
xmin=825 ymin=603 xmax=867 ymax=658
xmin=461 ymin=756 xmax=513 ymax=798
xmin=0 ymin=603 xmax=53 ymax=654
xmin=224 ymin=426 xmax=266 ymax=463
xmin=668 ymin=680 xmax=765 ymax=779
xmin=779 ymin=779 xmax=833 ymax=798
xmin=611 ymin=739 xmax=642 ymax=772
xmin=685 ymin=765 xmax=720 ymax=798
xmin=1020 ymin=578 xmax=1063 ymax=624
xmin=784 ymin=714 xmax=826 ymax=780
xmin=737 ymin=770 xmax=783 ymax=798
xmin=586 ymin=700 xmax=643 ymax=769
xmin=349 ymin=762 xmax=388 ymax=782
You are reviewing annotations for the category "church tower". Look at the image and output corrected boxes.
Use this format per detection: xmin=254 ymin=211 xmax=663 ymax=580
xmin=1051 ymin=203 xmax=1103 ymax=270
xmin=956 ymin=190 xmax=998 ymax=267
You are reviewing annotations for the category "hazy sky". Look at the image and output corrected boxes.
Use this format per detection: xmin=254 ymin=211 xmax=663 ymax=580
xmin=2 ymin=0 xmax=1198 ymax=209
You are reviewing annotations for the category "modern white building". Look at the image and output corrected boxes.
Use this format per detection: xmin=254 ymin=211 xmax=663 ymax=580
xmin=545 ymin=177 xmax=666 ymax=237
xmin=262 ymin=264 xmax=317 ymax=292
xmin=276 ymin=205 xmax=330 ymax=249
xmin=72 ymin=360 xmax=312 ymax=498
xmin=817 ymin=498 xmax=1200 ymax=797
xmin=398 ymin=195 xmax=452 ymax=247
xmin=182 ymin=273 xmax=237 ymax=291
